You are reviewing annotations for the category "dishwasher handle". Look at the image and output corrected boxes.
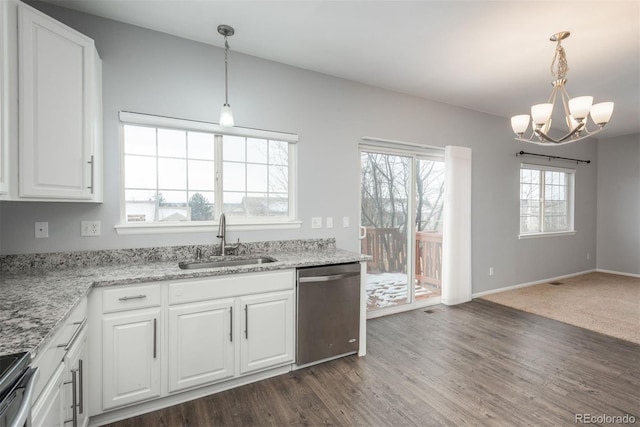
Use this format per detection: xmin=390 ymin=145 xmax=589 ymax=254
xmin=298 ymin=271 xmax=360 ymax=283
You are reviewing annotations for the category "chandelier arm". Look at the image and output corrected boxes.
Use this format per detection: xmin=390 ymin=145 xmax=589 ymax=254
xmin=534 ymin=129 xmax=560 ymax=144
xmin=559 ymin=86 xmax=573 ymax=133
xmin=557 ymin=123 xmax=585 ymax=142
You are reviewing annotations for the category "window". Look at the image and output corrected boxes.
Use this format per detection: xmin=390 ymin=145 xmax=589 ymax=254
xmin=117 ymin=112 xmax=298 ymax=234
xmin=519 ymin=163 xmax=575 ymax=236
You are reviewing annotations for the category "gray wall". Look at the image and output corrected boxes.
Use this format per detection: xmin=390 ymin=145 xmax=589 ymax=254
xmin=0 ymin=3 xmax=599 ymax=293
xmin=596 ymin=134 xmax=640 ymax=275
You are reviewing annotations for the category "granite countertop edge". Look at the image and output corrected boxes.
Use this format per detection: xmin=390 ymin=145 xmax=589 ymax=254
xmin=1 ymin=248 xmax=370 ymax=358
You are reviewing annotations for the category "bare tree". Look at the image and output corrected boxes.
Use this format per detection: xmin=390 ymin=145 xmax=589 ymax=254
xmin=361 ymin=152 xmax=445 ymax=273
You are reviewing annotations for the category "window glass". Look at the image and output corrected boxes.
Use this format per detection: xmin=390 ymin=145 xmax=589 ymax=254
xmin=158 ymin=129 xmax=186 ymax=158
xmin=124 ymin=125 xmax=156 ymax=156
xmin=122 ymin=122 xmax=294 ymax=225
xmin=188 ymin=132 xmax=215 ymax=160
xmin=519 ymin=166 xmax=573 ymax=235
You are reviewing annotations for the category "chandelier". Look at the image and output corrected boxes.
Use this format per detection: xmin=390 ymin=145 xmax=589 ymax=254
xmin=510 ymin=31 xmax=614 ymax=145
xmin=218 ymin=24 xmax=235 ymax=127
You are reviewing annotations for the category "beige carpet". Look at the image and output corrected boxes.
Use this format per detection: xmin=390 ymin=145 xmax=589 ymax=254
xmin=480 ymin=272 xmax=640 ymax=344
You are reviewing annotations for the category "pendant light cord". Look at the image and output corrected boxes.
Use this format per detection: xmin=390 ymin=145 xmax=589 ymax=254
xmin=224 ymin=37 xmax=230 ymax=105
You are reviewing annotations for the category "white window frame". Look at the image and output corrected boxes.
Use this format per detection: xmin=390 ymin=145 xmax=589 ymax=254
xmin=115 ymin=112 xmax=300 ymax=235
xmin=519 ymin=162 xmax=575 ymax=239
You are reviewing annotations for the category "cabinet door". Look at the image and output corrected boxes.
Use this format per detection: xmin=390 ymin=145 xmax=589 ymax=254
xmin=32 ymin=363 xmax=65 ymax=427
xmin=168 ymin=299 xmax=235 ymax=392
xmin=239 ymin=290 xmax=294 ymax=375
xmin=18 ymin=4 xmax=97 ymax=200
xmin=0 ymin=0 xmax=7 ymax=195
xmin=64 ymin=328 xmax=89 ymax=427
xmin=102 ymin=308 xmax=161 ymax=410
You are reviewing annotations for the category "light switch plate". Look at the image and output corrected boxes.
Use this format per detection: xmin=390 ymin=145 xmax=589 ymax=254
xmin=311 ymin=217 xmax=322 ymax=229
xmin=326 ymin=217 xmax=333 ymax=229
xmin=343 ymin=216 xmax=350 ymax=227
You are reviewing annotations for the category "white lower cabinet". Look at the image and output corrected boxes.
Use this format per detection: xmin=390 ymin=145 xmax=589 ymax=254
xmin=32 ymin=363 xmax=65 ymax=427
xmin=240 ymin=291 xmax=294 ymax=375
xmin=102 ymin=308 xmax=161 ymax=410
xmin=63 ymin=327 xmax=89 ymax=427
xmin=90 ymin=269 xmax=296 ymax=420
xmin=31 ymin=298 xmax=87 ymax=427
xmin=168 ymin=298 xmax=235 ymax=392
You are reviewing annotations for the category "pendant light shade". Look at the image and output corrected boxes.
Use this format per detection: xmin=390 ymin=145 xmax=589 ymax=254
xmin=218 ymin=24 xmax=235 ymax=127
xmin=220 ymin=104 xmax=234 ymax=127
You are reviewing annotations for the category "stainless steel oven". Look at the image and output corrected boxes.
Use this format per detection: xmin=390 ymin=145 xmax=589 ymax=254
xmin=0 ymin=352 xmax=38 ymax=427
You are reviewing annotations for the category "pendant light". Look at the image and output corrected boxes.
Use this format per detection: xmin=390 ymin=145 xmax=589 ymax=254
xmin=218 ymin=24 xmax=235 ymax=127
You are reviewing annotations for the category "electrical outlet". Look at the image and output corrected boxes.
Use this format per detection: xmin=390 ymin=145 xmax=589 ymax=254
xmin=311 ymin=217 xmax=322 ymax=229
xmin=489 ymin=267 xmax=494 ymax=276
xmin=35 ymin=222 xmax=49 ymax=239
xmin=343 ymin=216 xmax=350 ymax=227
xmin=326 ymin=217 xmax=333 ymax=229
xmin=81 ymin=220 xmax=101 ymax=237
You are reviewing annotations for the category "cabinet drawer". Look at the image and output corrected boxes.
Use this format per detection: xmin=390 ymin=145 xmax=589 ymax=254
xmin=32 ymin=297 xmax=87 ymax=404
xmin=169 ymin=270 xmax=295 ymax=305
xmin=102 ymin=284 xmax=161 ymax=314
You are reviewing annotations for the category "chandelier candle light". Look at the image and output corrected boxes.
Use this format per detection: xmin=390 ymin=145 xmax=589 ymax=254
xmin=511 ymin=31 xmax=614 ymax=145
xmin=218 ymin=24 xmax=235 ymax=127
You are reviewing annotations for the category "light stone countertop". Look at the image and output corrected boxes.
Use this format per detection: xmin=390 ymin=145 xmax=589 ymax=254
xmin=0 ymin=246 xmax=368 ymax=357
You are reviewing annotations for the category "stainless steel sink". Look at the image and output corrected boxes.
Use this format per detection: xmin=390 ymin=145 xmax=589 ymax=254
xmin=178 ymin=256 xmax=277 ymax=270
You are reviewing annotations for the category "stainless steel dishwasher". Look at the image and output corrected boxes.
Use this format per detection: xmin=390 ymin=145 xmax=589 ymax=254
xmin=296 ymin=262 xmax=361 ymax=365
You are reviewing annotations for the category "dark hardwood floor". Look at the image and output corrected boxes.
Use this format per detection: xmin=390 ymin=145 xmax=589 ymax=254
xmin=105 ymin=300 xmax=640 ymax=426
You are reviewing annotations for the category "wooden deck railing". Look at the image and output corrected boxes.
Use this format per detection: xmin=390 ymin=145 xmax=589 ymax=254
xmin=415 ymin=231 xmax=442 ymax=288
xmin=362 ymin=227 xmax=406 ymax=273
xmin=362 ymin=227 xmax=442 ymax=287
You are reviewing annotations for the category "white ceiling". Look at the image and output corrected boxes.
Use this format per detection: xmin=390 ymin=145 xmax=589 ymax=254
xmin=44 ymin=0 xmax=640 ymax=139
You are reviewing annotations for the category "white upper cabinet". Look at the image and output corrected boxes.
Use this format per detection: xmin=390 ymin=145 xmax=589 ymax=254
xmin=0 ymin=1 xmax=8 ymax=195
xmin=16 ymin=2 xmax=102 ymax=201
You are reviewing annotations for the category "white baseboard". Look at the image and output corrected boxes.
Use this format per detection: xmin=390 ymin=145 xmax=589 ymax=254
xmin=471 ymin=269 xmax=597 ymax=299
xmin=596 ymin=269 xmax=640 ymax=278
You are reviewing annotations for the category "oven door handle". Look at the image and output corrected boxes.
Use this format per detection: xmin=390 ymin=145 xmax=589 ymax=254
xmin=10 ymin=367 xmax=39 ymax=427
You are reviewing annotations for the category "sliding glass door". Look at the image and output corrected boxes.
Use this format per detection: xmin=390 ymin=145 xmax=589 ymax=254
xmin=360 ymin=148 xmax=444 ymax=316
xmin=360 ymin=151 xmax=411 ymax=311
xmin=414 ymin=157 xmax=445 ymax=301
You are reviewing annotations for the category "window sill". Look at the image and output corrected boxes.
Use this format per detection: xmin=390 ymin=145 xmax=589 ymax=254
xmin=519 ymin=231 xmax=576 ymax=240
xmin=114 ymin=220 xmax=303 ymax=235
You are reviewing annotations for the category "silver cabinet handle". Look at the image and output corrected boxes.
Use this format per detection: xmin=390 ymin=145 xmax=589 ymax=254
xmin=87 ymin=155 xmax=94 ymax=194
xmin=57 ymin=319 xmax=87 ymax=351
xmin=64 ymin=369 xmax=78 ymax=427
xmin=153 ymin=318 xmax=157 ymax=359
xmin=229 ymin=306 xmax=233 ymax=342
xmin=78 ymin=359 xmax=84 ymax=414
xmin=118 ymin=294 xmax=147 ymax=301
xmin=298 ymin=272 xmax=360 ymax=283
xmin=244 ymin=305 xmax=248 ymax=339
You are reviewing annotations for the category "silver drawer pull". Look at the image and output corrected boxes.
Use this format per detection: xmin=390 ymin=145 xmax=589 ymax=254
xmin=57 ymin=319 xmax=86 ymax=351
xmin=118 ymin=294 xmax=147 ymax=301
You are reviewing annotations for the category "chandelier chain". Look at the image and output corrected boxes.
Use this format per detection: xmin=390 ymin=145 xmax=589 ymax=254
xmin=550 ymin=40 xmax=569 ymax=80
